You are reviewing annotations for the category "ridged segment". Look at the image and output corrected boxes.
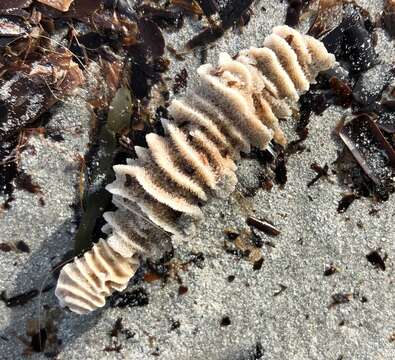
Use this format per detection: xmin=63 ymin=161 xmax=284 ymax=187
xmin=56 ymin=26 xmax=336 ymax=314
xmin=55 ymin=240 xmax=139 ymax=314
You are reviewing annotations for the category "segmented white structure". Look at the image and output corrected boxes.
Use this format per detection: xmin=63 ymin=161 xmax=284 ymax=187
xmin=55 ymin=26 xmax=336 ymax=314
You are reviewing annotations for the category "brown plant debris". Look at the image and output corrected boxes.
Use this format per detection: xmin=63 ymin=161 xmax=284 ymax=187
xmin=307 ymin=162 xmax=329 ymax=187
xmin=246 ymin=216 xmax=280 ymax=236
xmin=366 ymin=250 xmax=387 ymax=271
xmin=328 ymin=292 xmax=353 ymax=308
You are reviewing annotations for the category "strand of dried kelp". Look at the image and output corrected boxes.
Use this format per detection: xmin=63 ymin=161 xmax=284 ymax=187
xmin=55 ymin=25 xmax=336 ymax=314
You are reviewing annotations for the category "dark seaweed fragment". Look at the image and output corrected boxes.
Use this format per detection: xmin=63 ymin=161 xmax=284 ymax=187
xmin=128 ymin=18 xmax=165 ymax=99
xmin=185 ymin=0 xmax=253 ymax=50
xmin=324 ymin=264 xmax=338 ymax=276
xmin=273 ymin=284 xmax=287 ymax=297
xmin=137 ymin=5 xmax=183 ymax=29
xmin=0 ymin=243 xmax=12 ymax=252
xmin=253 ymin=257 xmax=264 ymax=271
xmin=329 ymin=77 xmax=353 ymax=108
xmin=328 ymin=293 xmax=352 ymax=308
xmin=173 ymin=68 xmax=188 ymax=94
xmin=307 ymin=162 xmax=329 ymax=187
xmin=138 ymin=17 xmax=165 ymax=58
xmin=337 ymin=193 xmax=358 ymax=213
xmin=31 ymin=328 xmax=47 ymax=352
xmin=110 ymin=317 xmax=123 ymax=337
xmin=178 ymin=285 xmax=188 ymax=295
xmin=15 ymin=171 xmax=41 ymax=193
xmin=170 ymin=320 xmax=180 ymax=331
xmin=251 ymin=342 xmax=265 ymax=359
xmin=220 ymin=0 xmax=254 ymax=29
xmin=285 ymin=0 xmax=304 ymax=27
xmin=185 ymin=26 xmax=224 ymax=50
xmin=0 ymin=289 xmax=38 ymax=307
xmin=366 ymin=250 xmax=386 ymax=271
xmin=195 ymin=0 xmax=219 ymax=17
xmin=220 ymin=316 xmax=231 ymax=326
xmin=16 ymin=240 xmax=30 ymax=253
xmin=109 ymin=288 xmax=149 ymax=308
xmin=274 ymin=150 xmax=287 ymax=186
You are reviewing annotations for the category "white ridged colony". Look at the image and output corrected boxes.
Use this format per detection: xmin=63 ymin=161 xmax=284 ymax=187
xmin=55 ymin=25 xmax=336 ymax=314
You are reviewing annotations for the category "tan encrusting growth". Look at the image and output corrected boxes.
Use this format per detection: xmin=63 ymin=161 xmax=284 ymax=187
xmin=55 ymin=26 xmax=336 ymax=314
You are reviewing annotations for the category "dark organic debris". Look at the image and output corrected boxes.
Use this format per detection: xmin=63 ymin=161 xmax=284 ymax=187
xmin=15 ymin=171 xmax=41 ymax=193
xmin=227 ymin=275 xmax=235 ymax=282
xmin=253 ymin=257 xmax=264 ymax=271
xmin=185 ymin=0 xmax=254 ymax=50
xmin=250 ymin=230 xmax=263 ymax=248
xmin=337 ymin=193 xmax=358 ymax=213
xmin=185 ymin=26 xmax=224 ymax=50
xmin=251 ymin=341 xmax=265 ymax=359
xmin=285 ymin=127 xmax=308 ymax=155
xmin=143 ymin=272 xmax=162 ymax=282
xmin=109 ymin=288 xmax=149 ymax=308
xmin=273 ymin=284 xmax=287 ymax=297
xmin=110 ymin=317 xmax=123 ymax=337
xmin=246 ymin=216 xmax=280 ymax=236
xmin=307 ymin=162 xmax=329 ymax=187
xmin=18 ymin=308 xmax=61 ymax=355
xmin=184 ymin=251 xmax=205 ymax=269
xmin=0 ymin=289 xmax=38 ymax=307
xmin=339 ymin=114 xmax=395 ymax=186
xmin=137 ymin=5 xmax=183 ymax=29
xmin=170 ymin=320 xmax=181 ymax=331
xmin=108 ymin=316 xmax=135 ymax=339
xmin=0 ymin=240 xmax=30 ymax=253
xmin=195 ymin=0 xmax=219 ymax=17
xmin=0 ymin=243 xmax=12 ymax=252
xmin=103 ymin=343 xmax=122 ymax=353
xmin=220 ymin=316 xmax=231 ymax=327
xmin=224 ymin=229 xmax=240 ymax=241
xmin=171 ymin=0 xmax=203 ymax=16
xmin=323 ymin=263 xmax=338 ymax=276
xmin=329 ymin=76 xmax=353 ymax=108
xmin=16 ymin=240 xmax=30 ymax=253
xmin=178 ymin=285 xmax=188 ymax=295
xmin=285 ymin=0 xmax=306 ymax=28
xmin=173 ymin=68 xmax=188 ymax=94
xmin=328 ymin=292 xmax=352 ymax=308
xmin=274 ymin=150 xmax=287 ymax=186
xmin=366 ymin=250 xmax=386 ymax=271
